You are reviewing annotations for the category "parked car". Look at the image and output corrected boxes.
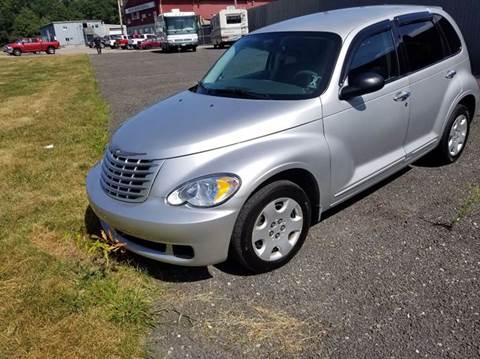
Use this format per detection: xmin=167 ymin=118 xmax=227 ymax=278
xmin=114 ymin=35 xmax=131 ymax=49
xmin=104 ymin=35 xmax=121 ymax=48
xmin=3 ymin=37 xmax=60 ymax=56
xmin=138 ymin=36 xmax=163 ymax=50
xmin=86 ymin=5 xmax=479 ymax=273
xmin=129 ymin=34 xmax=157 ymax=49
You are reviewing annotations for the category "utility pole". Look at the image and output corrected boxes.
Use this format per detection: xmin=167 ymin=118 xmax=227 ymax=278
xmin=117 ymin=0 xmax=125 ymax=35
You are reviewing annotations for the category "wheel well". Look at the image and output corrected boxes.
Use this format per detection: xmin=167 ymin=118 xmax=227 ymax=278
xmin=458 ymin=95 xmax=476 ymax=120
xmin=252 ymin=169 xmax=321 ymax=225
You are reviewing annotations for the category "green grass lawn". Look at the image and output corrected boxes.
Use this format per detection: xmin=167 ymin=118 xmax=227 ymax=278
xmin=0 ymin=55 xmax=160 ymax=358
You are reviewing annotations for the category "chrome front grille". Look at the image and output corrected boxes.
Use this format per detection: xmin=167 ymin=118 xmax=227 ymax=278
xmin=100 ymin=149 xmax=160 ymax=202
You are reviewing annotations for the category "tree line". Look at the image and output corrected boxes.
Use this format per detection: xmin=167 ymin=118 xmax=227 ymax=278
xmin=0 ymin=0 xmax=119 ymax=44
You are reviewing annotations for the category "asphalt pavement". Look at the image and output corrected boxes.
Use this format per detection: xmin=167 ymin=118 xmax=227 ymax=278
xmin=90 ymin=48 xmax=480 ymax=359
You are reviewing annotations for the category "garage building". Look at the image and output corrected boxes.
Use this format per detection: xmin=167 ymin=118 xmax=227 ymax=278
xmin=40 ymin=21 xmax=126 ymax=46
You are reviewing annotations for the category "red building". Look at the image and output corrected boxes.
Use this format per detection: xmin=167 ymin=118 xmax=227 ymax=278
xmin=124 ymin=0 xmax=274 ymax=34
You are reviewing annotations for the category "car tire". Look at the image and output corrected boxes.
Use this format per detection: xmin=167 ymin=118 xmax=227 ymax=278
xmin=230 ymin=180 xmax=311 ymax=273
xmin=429 ymin=104 xmax=471 ymax=165
xmin=46 ymin=46 xmax=55 ymax=55
xmin=13 ymin=49 xmax=21 ymax=56
xmin=192 ymin=46 xmax=197 ymax=52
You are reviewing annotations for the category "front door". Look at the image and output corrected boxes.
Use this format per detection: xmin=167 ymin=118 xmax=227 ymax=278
xmin=324 ymin=22 xmax=410 ymax=204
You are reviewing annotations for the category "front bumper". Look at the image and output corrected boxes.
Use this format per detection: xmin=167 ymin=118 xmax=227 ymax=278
xmin=3 ymin=47 xmax=13 ymax=54
xmin=167 ymin=41 xmax=197 ymax=47
xmin=86 ymin=164 xmax=239 ymax=266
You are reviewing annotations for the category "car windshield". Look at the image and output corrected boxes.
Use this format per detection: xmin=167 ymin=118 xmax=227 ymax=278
xmin=197 ymin=32 xmax=341 ymax=100
xmin=165 ymin=16 xmax=198 ymax=35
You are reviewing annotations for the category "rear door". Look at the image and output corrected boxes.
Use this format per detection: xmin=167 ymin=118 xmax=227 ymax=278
xmin=395 ymin=12 xmax=463 ymax=156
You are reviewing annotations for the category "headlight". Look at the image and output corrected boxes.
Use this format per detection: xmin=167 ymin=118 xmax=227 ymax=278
xmin=167 ymin=174 xmax=241 ymax=207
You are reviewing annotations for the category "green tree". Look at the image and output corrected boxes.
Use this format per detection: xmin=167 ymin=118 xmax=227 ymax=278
xmin=0 ymin=0 xmax=118 ymax=43
xmin=12 ymin=7 xmax=48 ymax=38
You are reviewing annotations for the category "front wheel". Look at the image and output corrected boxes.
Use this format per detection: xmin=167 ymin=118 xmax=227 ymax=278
xmin=46 ymin=46 xmax=55 ymax=55
xmin=429 ymin=104 xmax=471 ymax=165
xmin=230 ymin=180 xmax=311 ymax=273
xmin=13 ymin=48 xmax=21 ymax=56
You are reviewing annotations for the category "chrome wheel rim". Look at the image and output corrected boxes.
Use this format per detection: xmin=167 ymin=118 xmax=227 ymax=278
xmin=448 ymin=114 xmax=468 ymax=157
xmin=251 ymin=197 xmax=304 ymax=262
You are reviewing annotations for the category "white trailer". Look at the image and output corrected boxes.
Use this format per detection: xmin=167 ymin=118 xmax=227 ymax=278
xmin=211 ymin=7 xmax=248 ymax=49
xmin=156 ymin=9 xmax=199 ymax=52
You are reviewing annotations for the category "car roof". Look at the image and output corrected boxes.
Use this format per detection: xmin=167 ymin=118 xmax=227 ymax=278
xmin=253 ymin=5 xmax=443 ymax=39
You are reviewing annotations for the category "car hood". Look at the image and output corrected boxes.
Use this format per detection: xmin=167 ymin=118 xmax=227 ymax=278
xmin=110 ymin=90 xmax=322 ymax=159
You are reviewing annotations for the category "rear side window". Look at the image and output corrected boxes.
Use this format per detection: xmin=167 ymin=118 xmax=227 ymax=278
xmin=435 ymin=15 xmax=462 ymax=55
xmin=399 ymin=20 xmax=444 ymax=72
xmin=348 ymin=30 xmax=399 ymax=82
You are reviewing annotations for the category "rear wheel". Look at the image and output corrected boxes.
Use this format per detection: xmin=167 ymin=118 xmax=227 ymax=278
xmin=429 ymin=104 xmax=471 ymax=164
xmin=230 ymin=180 xmax=311 ymax=273
xmin=13 ymin=48 xmax=21 ymax=56
xmin=46 ymin=46 xmax=55 ymax=55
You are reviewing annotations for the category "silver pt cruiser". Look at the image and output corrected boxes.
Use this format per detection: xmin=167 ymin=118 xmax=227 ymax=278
xmin=87 ymin=5 xmax=479 ymax=273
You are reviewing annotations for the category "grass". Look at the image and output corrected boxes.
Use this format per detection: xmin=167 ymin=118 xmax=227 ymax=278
xmin=0 ymin=55 xmax=160 ymax=358
xmin=202 ymin=305 xmax=315 ymax=354
xmin=456 ymin=185 xmax=480 ymax=221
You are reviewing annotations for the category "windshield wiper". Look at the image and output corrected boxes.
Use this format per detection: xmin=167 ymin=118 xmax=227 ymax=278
xmin=197 ymin=81 xmax=209 ymax=93
xmin=209 ymin=87 xmax=271 ymax=100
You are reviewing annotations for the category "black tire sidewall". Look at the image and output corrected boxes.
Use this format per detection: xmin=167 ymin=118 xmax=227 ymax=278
xmin=231 ymin=180 xmax=311 ymax=273
xmin=13 ymin=49 xmax=21 ymax=56
xmin=438 ymin=104 xmax=470 ymax=163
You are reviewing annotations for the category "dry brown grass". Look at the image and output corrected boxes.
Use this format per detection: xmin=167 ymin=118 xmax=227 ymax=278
xmin=0 ymin=56 xmax=160 ymax=358
xmin=202 ymin=305 xmax=316 ymax=354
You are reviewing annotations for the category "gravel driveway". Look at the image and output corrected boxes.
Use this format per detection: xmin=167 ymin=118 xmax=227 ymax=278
xmin=90 ymin=49 xmax=480 ymax=359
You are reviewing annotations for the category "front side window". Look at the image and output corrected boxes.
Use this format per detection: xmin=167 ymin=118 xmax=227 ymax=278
xmin=198 ymin=32 xmax=342 ymax=100
xmin=399 ymin=20 xmax=444 ymax=72
xmin=348 ymin=30 xmax=399 ymax=82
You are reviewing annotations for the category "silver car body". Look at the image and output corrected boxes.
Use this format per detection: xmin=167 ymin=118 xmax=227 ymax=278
xmin=87 ymin=5 xmax=479 ymax=266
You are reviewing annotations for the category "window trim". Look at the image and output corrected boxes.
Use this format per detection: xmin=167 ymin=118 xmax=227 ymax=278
xmin=339 ymin=20 xmax=401 ymax=87
xmin=395 ymin=11 xmax=432 ymax=26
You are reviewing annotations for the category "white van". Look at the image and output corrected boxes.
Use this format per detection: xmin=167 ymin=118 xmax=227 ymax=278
xmin=211 ymin=7 xmax=248 ymax=48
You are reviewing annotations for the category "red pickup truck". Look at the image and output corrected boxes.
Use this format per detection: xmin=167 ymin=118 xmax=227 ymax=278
xmin=114 ymin=35 xmax=131 ymax=49
xmin=3 ymin=38 xmax=60 ymax=56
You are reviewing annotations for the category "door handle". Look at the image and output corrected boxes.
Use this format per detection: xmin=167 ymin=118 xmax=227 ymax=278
xmin=393 ymin=91 xmax=411 ymax=102
xmin=446 ymin=70 xmax=457 ymax=79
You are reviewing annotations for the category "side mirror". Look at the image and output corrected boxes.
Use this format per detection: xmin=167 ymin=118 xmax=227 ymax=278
xmin=339 ymin=72 xmax=385 ymax=100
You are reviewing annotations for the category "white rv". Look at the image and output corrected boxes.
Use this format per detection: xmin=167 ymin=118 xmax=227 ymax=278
xmin=156 ymin=9 xmax=199 ymax=52
xmin=211 ymin=7 xmax=248 ymax=48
